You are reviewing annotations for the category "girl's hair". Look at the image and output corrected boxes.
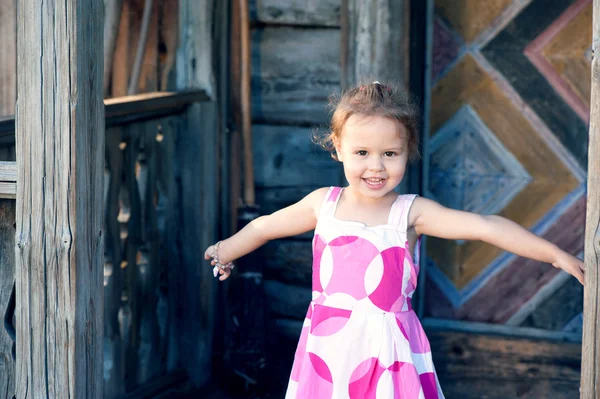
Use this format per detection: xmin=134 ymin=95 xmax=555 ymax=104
xmin=315 ymin=80 xmax=420 ymax=162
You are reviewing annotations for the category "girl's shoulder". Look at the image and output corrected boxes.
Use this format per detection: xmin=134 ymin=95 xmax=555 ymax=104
xmin=301 ymin=186 xmax=335 ymax=217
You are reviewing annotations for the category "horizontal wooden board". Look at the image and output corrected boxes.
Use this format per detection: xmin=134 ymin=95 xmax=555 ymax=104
xmin=272 ymin=318 xmax=581 ymax=398
xmin=253 ymin=124 xmax=343 ymax=187
xmin=251 ymin=0 xmax=340 ymax=27
xmin=251 ymin=27 xmax=341 ymax=125
xmin=261 ymin=239 xmax=313 ymax=286
xmin=264 ymin=279 xmax=311 ymax=319
xmin=428 ymin=330 xmax=581 ymax=398
xmin=0 ymin=161 xmax=16 ymax=181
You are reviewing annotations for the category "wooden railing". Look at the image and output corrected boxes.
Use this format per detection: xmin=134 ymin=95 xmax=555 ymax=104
xmin=0 ymin=90 xmax=208 ymax=398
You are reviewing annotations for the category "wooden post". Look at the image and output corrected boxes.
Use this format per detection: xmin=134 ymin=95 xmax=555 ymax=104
xmin=176 ymin=0 xmax=218 ymax=387
xmin=581 ymin=1 xmax=600 ymax=397
xmin=341 ymin=0 xmax=410 ymax=89
xmin=15 ymin=0 xmax=104 ymax=397
xmin=341 ymin=0 xmax=411 ymax=195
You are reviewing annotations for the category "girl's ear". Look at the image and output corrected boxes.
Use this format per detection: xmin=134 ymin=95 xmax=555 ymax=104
xmin=333 ymin=136 xmax=343 ymax=162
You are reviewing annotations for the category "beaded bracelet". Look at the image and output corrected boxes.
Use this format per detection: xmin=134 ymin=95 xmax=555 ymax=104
xmin=212 ymin=240 xmax=235 ymax=277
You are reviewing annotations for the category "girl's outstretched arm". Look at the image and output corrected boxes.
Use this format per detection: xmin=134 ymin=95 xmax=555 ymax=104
xmin=410 ymin=197 xmax=585 ymax=285
xmin=204 ymin=187 xmax=328 ymax=280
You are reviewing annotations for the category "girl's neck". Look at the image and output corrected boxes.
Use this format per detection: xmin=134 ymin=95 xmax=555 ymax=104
xmin=343 ymin=185 xmax=398 ymax=206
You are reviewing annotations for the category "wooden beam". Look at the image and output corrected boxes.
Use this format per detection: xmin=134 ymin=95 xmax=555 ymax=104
xmin=0 ymin=90 xmax=208 ymax=144
xmin=581 ymin=1 xmax=600 ymax=396
xmin=15 ymin=0 xmax=104 ymax=396
xmin=341 ymin=0 xmax=410 ymax=89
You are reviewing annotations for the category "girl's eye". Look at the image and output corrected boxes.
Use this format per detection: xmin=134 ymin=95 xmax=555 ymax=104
xmin=356 ymin=150 xmax=368 ymax=156
xmin=384 ymin=151 xmax=396 ymax=157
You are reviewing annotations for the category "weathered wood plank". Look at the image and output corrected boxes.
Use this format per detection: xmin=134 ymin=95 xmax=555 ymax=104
xmin=264 ymin=280 xmax=311 ymax=319
xmin=252 ymin=0 xmax=341 ymax=27
xmin=0 ymin=90 xmax=209 ymax=144
xmin=427 ymin=330 xmax=581 ymax=398
xmin=0 ymin=161 xmax=16 ymax=182
xmin=0 ymin=0 xmax=16 ymax=116
xmin=15 ymin=0 xmax=104 ymax=396
xmin=519 ymin=276 xmax=583 ymax=331
xmin=0 ymin=200 xmax=15 ymax=399
xmin=251 ymin=27 xmax=341 ymax=125
xmin=341 ymin=0 xmax=410 ymax=88
xmin=253 ymin=124 xmax=343 ymax=187
xmin=581 ymin=1 xmax=600 ymax=396
xmin=261 ymin=239 xmax=313 ymax=286
xmin=176 ymin=0 xmax=218 ymax=386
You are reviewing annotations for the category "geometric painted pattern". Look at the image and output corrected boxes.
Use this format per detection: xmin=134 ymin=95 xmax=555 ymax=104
xmin=425 ymin=0 xmax=588 ymax=333
xmin=428 ymin=105 xmax=531 ymax=215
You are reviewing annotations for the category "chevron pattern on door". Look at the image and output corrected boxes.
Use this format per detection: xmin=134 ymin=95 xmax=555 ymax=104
xmin=425 ymin=0 xmax=588 ymax=332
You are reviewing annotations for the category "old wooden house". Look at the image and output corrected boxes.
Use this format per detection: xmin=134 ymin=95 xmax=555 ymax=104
xmin=0 ymin=0 xmax=599 ymax=398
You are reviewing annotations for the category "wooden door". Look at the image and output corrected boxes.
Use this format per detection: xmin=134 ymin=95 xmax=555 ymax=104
xmin=424 ymin=0 xmax=589 ymax=333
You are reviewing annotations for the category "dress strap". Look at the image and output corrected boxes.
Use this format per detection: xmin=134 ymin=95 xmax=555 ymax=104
xmin=388 ymin=194 xmax=419 ymax=231
xmin=318 ymin=186 xmax=343 ymax=219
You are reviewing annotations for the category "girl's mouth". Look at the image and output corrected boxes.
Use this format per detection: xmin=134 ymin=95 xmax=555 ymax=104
xmin=363 ymin=177 xmax=386 ymax=189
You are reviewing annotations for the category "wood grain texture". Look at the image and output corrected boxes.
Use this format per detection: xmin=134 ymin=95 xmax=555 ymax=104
xmin=341 ymin=0 xmax=410 ymax=88
xmin=519 ymin=276 xmax=583 ymax=331
xmin=253 ymin=124 xmax=343 ymax=188
xmin=457 ymin=196 xmax=586 ymax=323
xmin=15 ymin=0 xmax=104 ymax=396
xmin=252 ymin=0 xmax=341 ymax=27
xmin=175 ymin=0 xmax=217 ymax=381
xmin=0 ymin=0 xmax=16 ymax=116
xmin=0 ymin=201 xmax=15 ymax=399
xmin=581 ymin=1 xmax=600 ymax=395
xmin=251 ymin=27 xmax=340 ymax=125
xmin=436 ymin=0 xmax=513 ymax=43
xmin=261 ymin=239 xmax=313 ymax=286
xmin=264 ymin=280 xmax=311 ymax=319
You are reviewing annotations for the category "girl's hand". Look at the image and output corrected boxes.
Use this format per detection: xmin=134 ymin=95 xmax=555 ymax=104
xmin=552 ymin=251 xmax=585 ymax=286
xmin=204 ymin=245 xmax=232 ymax=281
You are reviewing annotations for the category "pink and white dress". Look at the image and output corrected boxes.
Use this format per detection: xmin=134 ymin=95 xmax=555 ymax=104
xmin=285 ymin=186 xmax=445 ymax=399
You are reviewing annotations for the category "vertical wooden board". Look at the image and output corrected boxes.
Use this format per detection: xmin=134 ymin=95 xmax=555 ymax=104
xmin=341 ymin=0 xmax=410 ymax=88
xmin=159 ymin=0 xmax=179 ymax=91
xmin=112 ymin=0 xmax=133 ymax=97
xmin=581 ymin=1 xmax=600 ymax=395
xmin=251 ymin=27 xmax=341 ymax=125
xmin=16 ymin=0 xmax=104 ymax=396
xmin=0 ymin=0 xmax=16 ymax=116
xmin=136 ymin=0 xmax=159 ymax=93
xmin=103 ymin=127 xmax=127 ymax=399
xmin=252 ymin=0 xmax=341 ymax=27
xmin=0 ymin=200 xmax=15 ymax=399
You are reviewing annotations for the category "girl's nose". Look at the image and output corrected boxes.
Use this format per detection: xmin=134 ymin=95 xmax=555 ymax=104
xmin=368 ymin=156 xmax=385 ymax=171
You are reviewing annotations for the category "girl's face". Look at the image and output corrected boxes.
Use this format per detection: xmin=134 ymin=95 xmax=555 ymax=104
xmin=335 ymin=114 xmax=409 ymax=200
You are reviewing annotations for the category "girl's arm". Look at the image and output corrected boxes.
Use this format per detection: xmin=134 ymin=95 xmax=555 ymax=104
xmin=204 ymin=187 xmax=328 ymax=280
xmin=410 ymin=197 xmax=585 ymax=285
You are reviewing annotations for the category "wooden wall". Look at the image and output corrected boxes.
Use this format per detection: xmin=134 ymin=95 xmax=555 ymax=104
xmin=249 ymin=0 xmax=344 ymax=313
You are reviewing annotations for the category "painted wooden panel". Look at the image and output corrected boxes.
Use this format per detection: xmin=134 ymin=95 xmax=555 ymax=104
xmin=251 ymin=27 xmax=341 ymax=125
xmin=426 ymin=0 xmax=587 ymax=333
xmin=251 ymin=0 xmax=340 ymax=27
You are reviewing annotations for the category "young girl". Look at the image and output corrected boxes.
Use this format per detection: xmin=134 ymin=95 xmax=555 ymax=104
xmin=204 ymin=81 xmax=585 ymax=399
